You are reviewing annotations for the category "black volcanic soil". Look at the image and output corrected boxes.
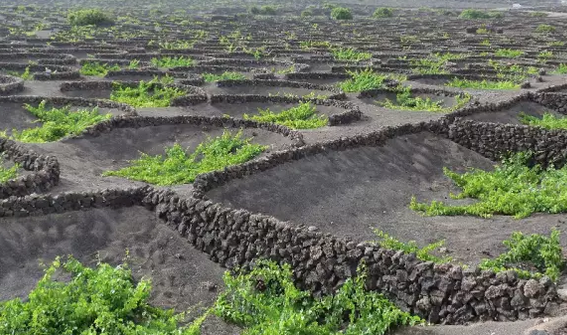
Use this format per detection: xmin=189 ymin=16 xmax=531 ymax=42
xmin=205 ymin=131 xmax=567 ymax=267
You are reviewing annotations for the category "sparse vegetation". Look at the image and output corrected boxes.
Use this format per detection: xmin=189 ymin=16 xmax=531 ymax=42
xmin=215 ymin=260 xmax=422 ymax=335
xmin=244 ymin=102 xmax=328 ymax=129
xmin=67 ymin=9 xmax=113 ymax=26
xmin=330 ymin=47 xmax=372 ymax=62
xmin=0 ymin=155 xmax=18 ymax=183
xmin=458 ymin=9 xmax=501 ymax=19
xmin=373 ymin=230 xmax=452 ymax=263
xmin=151 ymin=56 xmax=194 ymax=68
xmin=110 ymin=78 xmax=186 ymax=107
xmin=446 ymin=77 xmax=520 ymax=90
xmin=554 ymin=64 xmax=567 ymax=74
xmin=80 ymin=61 xmax=121 ymax=76
xmin=373 ymin=7 xmax=393 ymax=18
xmin=338 ymin=68 xmax=400 ymax=92
xmin=519 ymin=112 xmax=567 ymax=130
xmin=0 ymin=256 xmax=208 ymax=334
xmin=378 ymin=86 xmax=470 ymax=112
xmin=494 ymin=48 xmax=524 ymax=58
xmin=104 ymin=130 xmax=266 ymax=185
xmin=1 ymin=101 xmax=111 ymax=143
xmin=410 ymin=152 xmax=567 ymax=219
xmin=536 ymin=24 xmax=556 ymax=34
xmin=202 ymin=72 xmax=246 ymax=82
xmin=331 ymin=7 xmax=353 ymax=20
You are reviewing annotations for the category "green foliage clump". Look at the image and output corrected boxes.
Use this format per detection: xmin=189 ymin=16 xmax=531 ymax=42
xmin=446 ymin=77 xmax=519 ymax=90
xmin=6 ymin=66 xmax=32 ymax=80
xmin=519 ymin=112 xmax=567 ymax=130
xmin=215 ymin=260 xmax=422 ymax=335
xmin=80 ymin=61 xmax=121 ymax=77
xmin=410 ymin=152 xmax=567 ymax=219
xmin=67 ymin=9 xmax=113 ymax=26
xmin=480 ymin=230 xmax=565 ymax=281
xmin=373 ymin=7 xmax=393 ymax=18
xmin=202 ymin=72 xmax=246 ymax=82
xmin=536 ymin=24 xmax=556 ymax=34
xmin=0 ymin=256 xmax=207 ymax=334
xmin=494 ymin=48 xmax=525 ymax=58
xmin=378 ymin=86 xmax=470 ymax=112
xmin=244 ymin=102 xmax=328 ymax=129
xmin=0 ymin=155 xmax=18 ymax=183
xmin=110 ymin=79 xmax=186 ymax=107
xmin=373 ymin=230 xmax=452 ymax=263
xmin=249 ymin=5 xmax=276 ymax=15
xmin=104 ymin=130 xmax=266 ymax=185
xmin=331 ymin=7 xmax=353 ymax=20
xmin=338 ymin=68 xmax=392 ymax=92
xmin=301 ymin=9 xmax=313 ymax=17
xmin=330 ymin=47 xmax=372 ymax=62
xmin=2 ymin=101 xmax=111 ymax=143
xmin=555 ymin=64 xmax=567 ymax=74
xmin=151 ymin=56 xmax=194 ymax=69
xmin=458 ymin=9 xmax=501 ymax=19
xmin=410 ymin=52 xmax=465 ymax=74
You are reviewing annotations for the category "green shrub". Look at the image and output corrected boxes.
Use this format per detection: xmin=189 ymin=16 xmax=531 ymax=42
xmin=110 ymin=79 xmax=186 ymax=107
xmin=378 ymin=86 xmax=470 ymax=112
xmin=531 ymin=11 xmax=549 ymax=17
xmin=554 ymin=64 xmax=567 ymax=74
xmin=480 ymin=230 xmax=565 ymax=281
xmin=458 ymin=9 xmax=502 ymax=19
xmin=202 ymin=72 xmax=246 ymax=82
xmin=536 ymin=24 xmax=556 ymax=34
xmin=67 ymin=9 xmax=113 ymax=26
xmin=80 ymin=61 xmax=121 ymax=76
xmin=330 ymin=47 xmax=372 ymax=62
xmin=215 ymin=260 xmax=422 ymax=335
xmin=373 ymin=230 xmax=452 ymax=263
xmin=331 ymin=7 xmax=353 ymax=20
xmin=104 ymin=130 xmax=266 ymax=185
xmin=301 ymin=9 xmax=313 ymax=17
xmin=0 ymin=256 xmax=207 ymax=334
xmin=249 ymin=6 xmax=260 ymax=15
xmin=260 ymin=5 xmax=276 ymax=15
xmin=0 ymin=155 xmax=18 ymax=183
xmin=373 ymin=7 xmax=393 ymax=18
xmin=151 ymin=56 xmax=194 ymax=68
xmin=6 ymin=66 xmax=32 ymax=80
xmin=338 ymin=68 xmax=395 ymax=92
xmin=244 ymin=102 xmax=328 ymax=129
xmin=446 ymin=77 xmax=519 ymax=90
xmin=2 ymin=101 xmax=111 ymax=143
xmin=520 ymin=112 xmax=567 ymax=130
xmin=494 ymin=48 xmax=524 ymax=58
xmin=410 ymin=152 xmax=567 ymax=219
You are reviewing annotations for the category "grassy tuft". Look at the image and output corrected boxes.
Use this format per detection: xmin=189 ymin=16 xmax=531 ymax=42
xmin=80 ymin=61 xmax=121 ymax=76
xmin=377 ymin=86 xmax=470 ymax=112
xmin=151 ymin=56 xmax=194 ymax=68
xmin=446 ymin=77 xmax=520 ymax=90
xmin=244 ymin=102 xmax=328 ymax=129
xmin=202 ymin=72 xmax=246 ymax=82
xmin=480 ymin=230 xmax=565 ymax=281
xmin=0 ymin=256 xmax=208 ymax=334
xmin=410 ymin=152 xmax=567 ymax=219
xmin=110 ymin=79 xmax=186 ymax=107
xmin=2 ymin=101 xmax=111 ymax=143
xmin=215 ymin=260 xmax=422 ymax=335
xmin=104 ymin=130 xmax=266 ymax=185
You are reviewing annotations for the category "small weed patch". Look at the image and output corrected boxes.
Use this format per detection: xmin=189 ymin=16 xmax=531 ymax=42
xmin=331 ymin=47 xmax=372 ymax=62
xmin=377 ymin=86 xmax=470 ymax=112
xmin=536 ymin=24 xmax=556 ymax=34
xmin=373 ymin=229 xmax=452 ymax=263
xmin=110 ymin=79 xmax=186 ymax=107
xmin=410 ymin=152 xmax=567 ymax=219
xmin=80 ymin=61 xmax=121 ymax=76
xmin=554 ymin=64 xmax=567 ymax=74
xmin=446 ymin=77 xmax=520 ymax=90
xmin=0 ymin=155 xmax=18 ymax=183
xmin=6 ymin=66 xmax=32 ymax=80
xmin=202 ymin=72 xmax=246 ymax=82
xmin=494 ymin=48 xmax=524 ymax=58
xmin=0 ymin=256 xmax=207 ymax=334
xmin=480 ymin=230 xmax=565 ymax=281
xmin=151 ymin=56 xmax=194 ymax=68
xmin=104 ymin=130 xmax=266 ymax=185
xmin=215 ymin=260 xmax=422 ymax=335
xmin=520 ymin=112 xmax=567 ymax=130
xmin=2 ymin=101 xmax=111 ymax=143
xmin=458 ymin=9 xmax=502 ymax=19
xmin=244 ymin=102 xmax=328 ymax=129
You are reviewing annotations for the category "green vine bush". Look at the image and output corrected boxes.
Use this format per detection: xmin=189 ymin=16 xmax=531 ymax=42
xmin=377 ymin=86 xmax=470 ymax=112
xmin=373 ymin=229 xmax=452 ymax=263
xmin=243 ymin=102 xmax=328 ymax=129
xmin=0 ymin=154 xmax=18 ymax=183
xmin=1 ymin=101 xmax=111 ymax=143
xmin=445 ymin=78 xmax=519 ymax=90
xmin=0 ymin=256 xmax=207 ymax=334
xmin=410 ymin=152 xmax=567 ymax=219
xmin=151 ymin=56 xmax=194 ymax=68
xmin=215 ymin=260 xmax=422 ymax=335
xmin=202 ymin=72 xmax=246 ymax=82
xmin=519 ymin=112 xmax=567 ymax=130
xmin=104 ymin=130 xmax=266 ymax=185
xmin=479 ymin=230 xmax=565 ymax=281
xmin=338 ymin=69 xmax=404 ymax=92
xmin=331 ymin=7 xmax=353 ymax=20
xmin=67 ymin=9 xmax=114 ymax=26
xmin=110 ymin=79 xmax=186 ymax=107
xmin=80 ymin=61 xmax=121 ymax=76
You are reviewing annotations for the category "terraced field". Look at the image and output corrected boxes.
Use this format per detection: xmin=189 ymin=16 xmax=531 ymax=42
xmin=4 ymin=0 xmax=567 ymax=334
